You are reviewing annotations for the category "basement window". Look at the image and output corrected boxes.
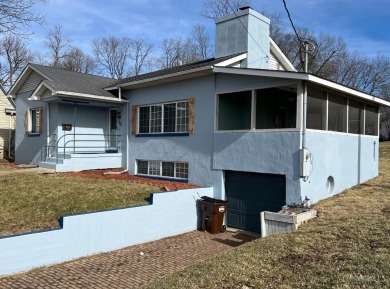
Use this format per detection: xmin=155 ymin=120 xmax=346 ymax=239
xmin=137 ymin=160 xmax=188 ymax=180
xmin=217 ymin=90 xmax=252 ymax=130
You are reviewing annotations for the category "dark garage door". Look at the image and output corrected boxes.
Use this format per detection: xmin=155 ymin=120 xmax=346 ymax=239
xmin=225 ymin=171 xmax=286 ymax=233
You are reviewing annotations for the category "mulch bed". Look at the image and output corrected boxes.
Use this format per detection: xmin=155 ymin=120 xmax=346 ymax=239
xmin=61 ymin=169 xmax=199 ymax=191
xmin=0 ymin=162 xmax=19 ymax=169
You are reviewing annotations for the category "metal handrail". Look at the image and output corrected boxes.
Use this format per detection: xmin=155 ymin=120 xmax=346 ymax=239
xmin=40 ymin=133 xmax=57 ymax=162
xmin=55 ymin=133 xmax=121 ymax=164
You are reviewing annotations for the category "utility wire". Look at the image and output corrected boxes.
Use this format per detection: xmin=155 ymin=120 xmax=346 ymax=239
xmin=282 ymin=0 xmax=304 ymax=46
xmin=225 ymin=0 xmax=269 ymax=61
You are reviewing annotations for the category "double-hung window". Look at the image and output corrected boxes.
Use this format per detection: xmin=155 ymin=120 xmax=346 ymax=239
xmin=137 ymin=100 xmax=190 ymax=134
xmin=25 ymin=107 xmax=43 ymax=135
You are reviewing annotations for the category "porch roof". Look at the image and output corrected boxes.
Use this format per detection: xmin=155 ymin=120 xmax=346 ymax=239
xmin=9 ymin=64 xmax=119 ymax=100
xmin=213 ymin=67 xmax=390 ymax=107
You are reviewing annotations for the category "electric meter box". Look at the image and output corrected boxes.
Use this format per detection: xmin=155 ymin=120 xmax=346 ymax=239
xmin=300 ymin=148 xmax=311 ymax=178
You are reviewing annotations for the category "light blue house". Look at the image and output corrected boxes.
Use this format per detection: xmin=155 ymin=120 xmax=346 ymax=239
xmin=10 ymin=7 xmax=388 ymax=233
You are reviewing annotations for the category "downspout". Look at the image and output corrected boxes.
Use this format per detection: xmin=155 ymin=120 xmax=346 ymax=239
xmin=8 ymin=114 xmax=12 ymax=159
xmin=302 ymin=41 xmax=309 ymax=151
xmin=300 ymin=41 xmax=311 ymax=182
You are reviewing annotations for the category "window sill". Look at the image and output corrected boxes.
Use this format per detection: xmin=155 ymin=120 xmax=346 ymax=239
xmin=136 ymin=174 xmax=189 ymax=183
xmin=135 ymin=133 xmax=189 ymax=137
xmin=27 ymin=133 xmax=41 ymax=137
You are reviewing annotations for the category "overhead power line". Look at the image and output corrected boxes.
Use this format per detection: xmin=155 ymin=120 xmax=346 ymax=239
xmin=282 ymin=0 xmax=303 ymax=46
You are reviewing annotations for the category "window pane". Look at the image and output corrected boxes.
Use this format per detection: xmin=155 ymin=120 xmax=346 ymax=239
xmin=164 ymin=104 xmax=176 ymax=132
xmin=176 ymin=102 xmax=189 ymax=132
xmin=256 ymin=87 xmax=297 ymax=129
xmin=162 ymin=162 xmax=174 ymax=177
xmin=328 ymin=93 xmax=347 ymax=132
xmin=218 ymin=91 xmax=252 ymax=130
xmin=175 ymin=162 xmax=188 ymax=179
xmin=137 ymin=160 xmax=148 ymax=174
xmin=365 ymin=104 xmax=378 ymax=135
xmin=139 ymin=107 xmax=150 ymax=133
xmin=31 ymin=109 xmax=37 ymax=133
xmin=148 ymin=161 xmax=160 ymax=176
xmin=150 ymin=105 xmax=162 ymax=133
xmin=307 ymin=87 xmax=327 ymax=130
xmin=348 ymin=99 xmax=364 ymax=134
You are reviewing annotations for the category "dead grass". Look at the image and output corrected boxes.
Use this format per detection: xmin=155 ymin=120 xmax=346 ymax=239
xmin=143 ymin=142 xmax=390 ymax=289
xmin=0 ymin=173 xmax=159 ymax=236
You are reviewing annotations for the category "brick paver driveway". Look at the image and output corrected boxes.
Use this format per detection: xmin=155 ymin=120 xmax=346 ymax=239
xmin=0 ymin=230 xmax=255 ymax=289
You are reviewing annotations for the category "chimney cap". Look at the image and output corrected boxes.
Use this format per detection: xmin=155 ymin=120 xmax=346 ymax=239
xmin=239 ymin=6 xmax=252 ymax=11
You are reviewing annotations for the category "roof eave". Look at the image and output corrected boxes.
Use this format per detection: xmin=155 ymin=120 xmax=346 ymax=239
xmin=213 ymin=67 xmax=390 ymax=106
xmin=113 ymin=66 xmax=214 ymax=90
xmin=56 ymin=91 xmax=128 ymax=103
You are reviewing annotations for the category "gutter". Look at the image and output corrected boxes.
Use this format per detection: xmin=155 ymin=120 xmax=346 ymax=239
xmin=106 ymin=66 xmax=214 ymax=90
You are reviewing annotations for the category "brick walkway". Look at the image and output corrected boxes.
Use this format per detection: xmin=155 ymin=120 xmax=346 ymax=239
xmin=0 ymin=231 xmax=255 ymax=289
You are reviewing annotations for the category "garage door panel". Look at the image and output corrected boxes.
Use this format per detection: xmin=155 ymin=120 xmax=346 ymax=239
xmin=225 ymin=171 xmax=286 ymax=233
xmin=227 ymin=198 xmax=240 ymax=210
xmin=227 ymin=212 xmax=241 ymax=228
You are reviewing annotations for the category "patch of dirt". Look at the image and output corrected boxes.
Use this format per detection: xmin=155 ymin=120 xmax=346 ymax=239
xmin=381 ymin=207 xmax=390 ymax=215
xmin=61 ymin=169 xmax=199 ymax=191
xmin=0 ymin=162 xmax=19 ymax=169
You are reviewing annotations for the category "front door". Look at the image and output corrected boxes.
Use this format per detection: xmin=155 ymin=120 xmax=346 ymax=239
xmin=109 ymin=109 xmax=118 ymax=149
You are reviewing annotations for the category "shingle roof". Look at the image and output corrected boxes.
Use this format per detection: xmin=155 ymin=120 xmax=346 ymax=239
xmin=107 ymin=54 xmax=242 ymax=88
xmin=29 ymin=64 xmax=117 ymax=98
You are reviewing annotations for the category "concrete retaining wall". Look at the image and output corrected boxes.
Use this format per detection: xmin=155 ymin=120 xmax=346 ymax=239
xmin=0 ymin=187 xmax=213 ymax=276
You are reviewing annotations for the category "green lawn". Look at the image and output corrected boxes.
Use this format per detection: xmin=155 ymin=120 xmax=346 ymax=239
xmin=143 ymin=143 xmax=390 ymax=289
xmin=0 ymin=173 xmax=159 ymax=236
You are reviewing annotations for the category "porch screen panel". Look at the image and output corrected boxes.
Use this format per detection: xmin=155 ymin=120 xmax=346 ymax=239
xmin=365 ymin=104 xmax=379 ymax=135
xmin=139 ymin=106 xmax=150 ymax=133
xmin=307 ymin=87 xmax=326 ymax=130
xmin=164 ymin=103 xmax=176 ymax=132
xmin=348 ymin=99 xmax=364 ymax=134
xmin=256 ymin=87 xmax=297 ymax=129
xmin=218 ymin=91 xmax=251 ymax=130
xmin=328 ymin=93 xmax=347 ymax=132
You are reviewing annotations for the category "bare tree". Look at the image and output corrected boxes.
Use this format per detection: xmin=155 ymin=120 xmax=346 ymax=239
xmin=92 ymin=36 xmax=131 ymax=79
xmin=0 ymin=0 xmax=46 ymax=35
xmin=129 ymin=39 xmax=153 ymax=76
xmin=188 ymin=24 xmax=212 ymax=60
xmin=45 ymin=24 xmax=71 ymax=68
xmin=157 ymin=37 xmax=184 ymax=69
xmin=0 ymin=34 xmax=34 ymax=89
xmin=201 ymin=0 xmax=251 ymax=20
xmin=61 ymin=47 xmax=96 ymax=74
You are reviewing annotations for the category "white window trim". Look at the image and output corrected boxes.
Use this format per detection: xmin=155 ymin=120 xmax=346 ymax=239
xmin=215 ymin=84 xmax=299 ymax=132
xmin=136 ymin=160 xmax=189 ymax=180
xmin=137 ymin=100 xmax=189 ymax=134
xmin=28 ymin=107 xmax=41 ymax=134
